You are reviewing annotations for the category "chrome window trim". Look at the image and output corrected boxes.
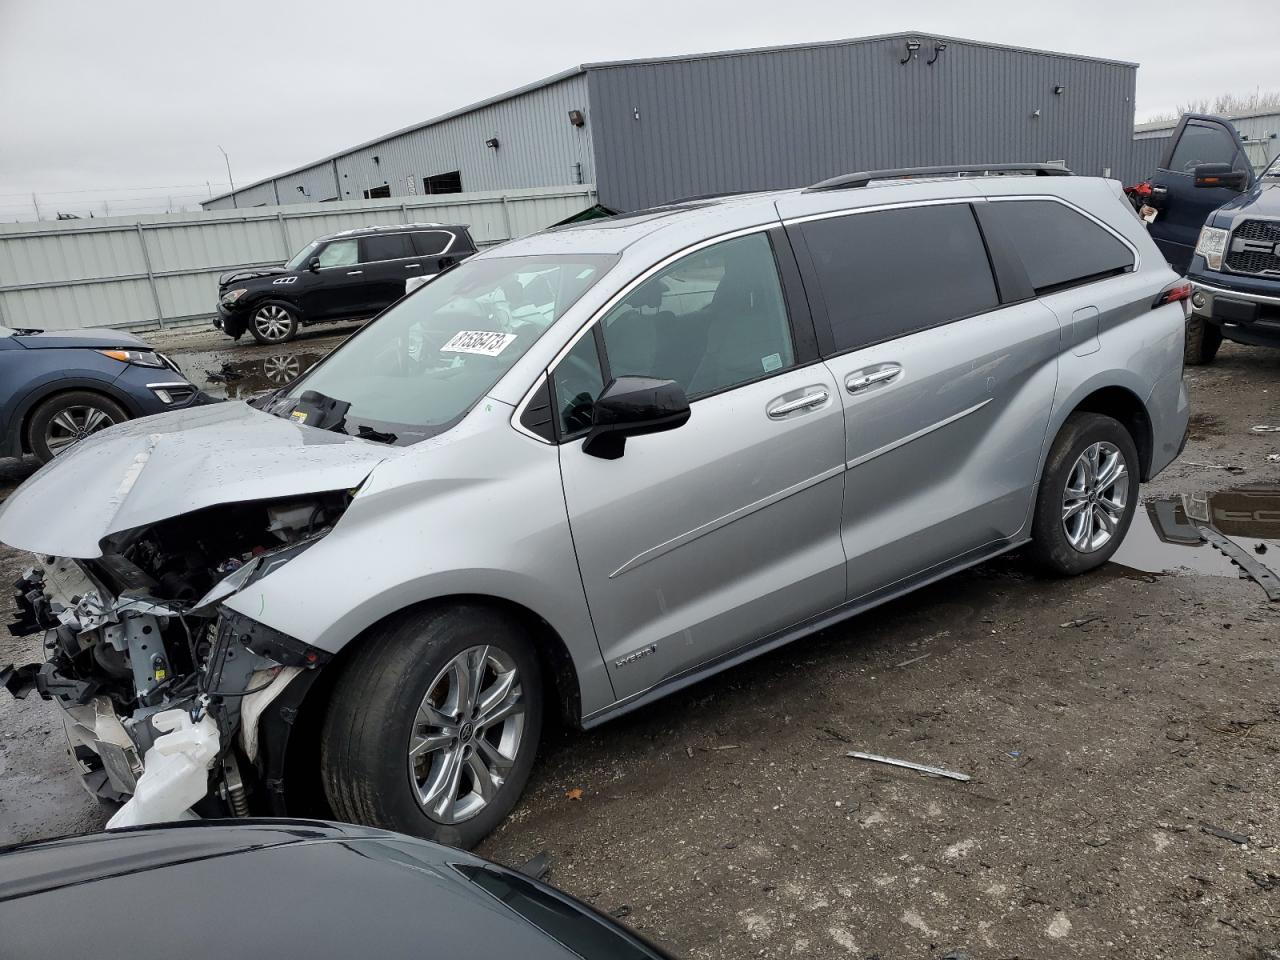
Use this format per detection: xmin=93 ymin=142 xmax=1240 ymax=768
xmin=354 ymin=230 xmax=456 ymax=266
xmin=509 ymin=222 xmax=781 ymax=445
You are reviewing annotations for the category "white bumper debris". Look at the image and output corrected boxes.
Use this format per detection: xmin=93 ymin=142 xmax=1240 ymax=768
xmin=106 ymin=709 xmax=220 ymax=829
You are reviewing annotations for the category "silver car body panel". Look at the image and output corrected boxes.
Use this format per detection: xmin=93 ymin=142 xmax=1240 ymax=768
xmin=2 ymin=173 xmax=1189 ymax=736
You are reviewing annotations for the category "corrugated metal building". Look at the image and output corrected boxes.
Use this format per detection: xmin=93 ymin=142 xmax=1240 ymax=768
xmin=1134 ymin=110 xmax=1280 ymax=173
xmin=205 ymin=32 xmax=1150 ymax=214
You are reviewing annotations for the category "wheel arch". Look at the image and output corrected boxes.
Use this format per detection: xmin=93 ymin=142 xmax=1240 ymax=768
xmin=1064 ymin=384 xmax=1154 ymax=481
xmin=274 ymin=593 xmax=583 ymax=816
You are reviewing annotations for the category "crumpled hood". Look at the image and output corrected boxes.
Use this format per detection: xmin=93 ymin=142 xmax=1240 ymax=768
xmin=0 ymin=401 xmax=402 ymax=559
xmin=218 ymin=266 xmax=285 ymax=287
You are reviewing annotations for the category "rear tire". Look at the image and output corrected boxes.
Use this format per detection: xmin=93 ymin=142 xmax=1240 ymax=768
xmin=320 ymin=604 xmax=543 ymax=849
xmin=249 ymin=302 xmax=299 ymax=344
xmin=27 ymin=391 xmax=129 ymax=463
xmin=1027 ymin=412 xmax=1139 ymax=577
xmin=1184 ymin=317 xmax=1222 ymax=365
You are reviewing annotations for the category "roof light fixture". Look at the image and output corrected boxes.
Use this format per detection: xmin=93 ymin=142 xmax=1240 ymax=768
xmin=900 ymin=39 xmax=921 ymax=64
xmin=927 ymin=41 xmax=947 ymax=65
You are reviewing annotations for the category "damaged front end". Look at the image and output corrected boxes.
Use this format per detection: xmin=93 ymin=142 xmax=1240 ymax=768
xmin=2 ymin=494 xmax=347 ymax=825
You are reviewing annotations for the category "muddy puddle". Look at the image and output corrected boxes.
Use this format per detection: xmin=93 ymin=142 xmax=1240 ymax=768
xmin=181 ymin=348 xmax=329 ymax=400
xmin=1111 ymin=485 xmax=1280 ymax=582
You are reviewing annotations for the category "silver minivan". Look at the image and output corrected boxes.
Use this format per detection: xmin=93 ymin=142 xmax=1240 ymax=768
xmin=0 ymin=165 xmax=1190 ymax=847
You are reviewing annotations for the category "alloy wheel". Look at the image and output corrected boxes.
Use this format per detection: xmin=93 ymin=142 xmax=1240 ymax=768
xmin=253 ymin=305 xmax=294 ymax=342
xmin=44 ymin=405 xmax=117 ymax=455
xmin=1061 ymin=440 xmax=1129 ymax=553
xmin=409 ymin=645 xmax=526 ymax=825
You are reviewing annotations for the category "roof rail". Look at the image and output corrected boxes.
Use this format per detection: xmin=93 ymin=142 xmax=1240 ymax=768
xmin=807 ymin=163 xmax=1073 ymax=192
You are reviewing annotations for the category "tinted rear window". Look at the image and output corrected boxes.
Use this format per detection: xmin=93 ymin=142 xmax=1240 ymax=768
xmin=361 ymin=233 xmax=413 ymax=262
xmin=411 ymin=231 xmax=453 ymax=256
xmin=796 ymin=203 xmax=998 ymax=353
xmin=983 ymin=199 xmax=1133 ymax=295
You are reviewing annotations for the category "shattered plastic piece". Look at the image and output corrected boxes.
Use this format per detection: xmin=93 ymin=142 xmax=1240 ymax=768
xmin=516 ymin=850 xmax=553 ymax=882
xmin=106 ymin=709 xmax=220 ymax=829
xmin=1201 ymin=823 xmax=1250 ymax=845
xmin=847 ymin=751 xmax=971 ymax=782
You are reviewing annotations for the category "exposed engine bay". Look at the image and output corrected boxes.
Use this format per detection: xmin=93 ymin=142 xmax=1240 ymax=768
xmin=1 ymin=493 xmax=348 ymax=823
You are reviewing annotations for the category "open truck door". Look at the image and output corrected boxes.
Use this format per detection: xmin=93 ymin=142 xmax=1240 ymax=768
xmin=1147 ymin=114 xmax=1255 ymax=273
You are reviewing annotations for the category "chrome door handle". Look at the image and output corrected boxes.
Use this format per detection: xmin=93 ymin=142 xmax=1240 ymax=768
xmin=767 ymin=390 xmax=829 ymax=419
xmin=846 ymin=366 xmax=900 ymax=393
xmin=346 ymin=270 xmax=363 ymax=275
xmin=404 ymin=263 xmax=421 ymax=269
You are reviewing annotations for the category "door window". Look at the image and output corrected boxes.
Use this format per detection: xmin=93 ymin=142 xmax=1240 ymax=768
xmin=360 ymin=233 xmax=414 ymax=262
xmin=796 ymin=203 xmax=998 ymax=353
xmin=316 ymin=239 xmax=358 ymax=268
xmin=1168 ymin=121 xmax=1240 ymax=173
xmin=553 ymin=331 xmax=606 ymax=437
xmin=983 ymin=200 xmax=1134 ymax=295
xmin=411 ymin=231 xmax=454 ymax=256
xmin=599 ymin=232 xmax=795 ymax=399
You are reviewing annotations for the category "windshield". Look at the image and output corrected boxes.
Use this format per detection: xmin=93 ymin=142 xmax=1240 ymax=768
xmin=284 ymin=239 xmax=321 ymax=271
xmin=0 ymin=326 xmax=13 ymax=338
xmin=280 ymin=253 xmax=618 ymax=443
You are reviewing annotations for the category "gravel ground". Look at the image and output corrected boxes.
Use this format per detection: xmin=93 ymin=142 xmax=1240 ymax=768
xmin=2 ymin=329 xmax=1279 ymax=959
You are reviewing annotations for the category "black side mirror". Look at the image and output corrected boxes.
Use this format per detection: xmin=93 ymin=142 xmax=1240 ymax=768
xmin=582 ymin=376 xmax=691 ymax=460
xmin=308 ymin=257 xmax=321 ymax=272
xmin=1193 ymin=163 xmax=1248 ymax=191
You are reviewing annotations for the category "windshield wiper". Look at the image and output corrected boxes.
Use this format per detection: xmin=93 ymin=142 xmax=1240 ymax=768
xmin=356 ymin=425 xmax=398 ymax=444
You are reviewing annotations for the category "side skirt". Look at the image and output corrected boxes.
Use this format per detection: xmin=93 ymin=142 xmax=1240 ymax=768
xmin=581 ymin=536 xmax=1029 ymax=730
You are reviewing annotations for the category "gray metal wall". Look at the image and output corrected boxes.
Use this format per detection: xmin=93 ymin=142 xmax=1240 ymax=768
xmin=206 ymin=74 xmax=594 ymax=210
xmin=1 ymin=186 xmax=597 ymax=331
xmin=587 ymin=38 xmax=1143 ymax=210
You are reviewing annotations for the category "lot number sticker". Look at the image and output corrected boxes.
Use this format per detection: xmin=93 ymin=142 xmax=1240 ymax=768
xmin=441 ymin=330 xmax=517 ymax=357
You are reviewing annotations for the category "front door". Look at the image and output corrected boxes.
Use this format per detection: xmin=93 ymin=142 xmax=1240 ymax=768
xmin=1149 ymin=115 xmax=1254 ymax=272
xmin=555 ymin=230 xmax=847 ymax=701
xmin=781 ymin=199 xmax=1060 ymax=601
xmin=299 ymin=237 xmax=366 ymax=321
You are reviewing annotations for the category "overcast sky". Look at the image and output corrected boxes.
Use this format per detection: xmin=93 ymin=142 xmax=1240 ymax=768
xmin=1 ymin=0 xmax=1276 ymax=220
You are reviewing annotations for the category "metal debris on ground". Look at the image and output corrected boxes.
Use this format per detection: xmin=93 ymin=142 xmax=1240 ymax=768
xmin=1060 ymin=616 xmax=1102 ymax=628
xmin=1251 ymin=425 xmax=1280 ymax=433
xmin=1201 ymin=824 xmax=1251 ymax=845
xmin=847 ymin=751 xmax=971 ymax=782
xmin=1196 ymin=525 xmax=1280 ymax=601
xmin=894 ymin=652 xmax=932 ymax=668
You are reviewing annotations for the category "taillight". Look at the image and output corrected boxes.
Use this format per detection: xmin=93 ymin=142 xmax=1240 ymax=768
xmin=1152 ymin=280 xmax=1192 ymax=309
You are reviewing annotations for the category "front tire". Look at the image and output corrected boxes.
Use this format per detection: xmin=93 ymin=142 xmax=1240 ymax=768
xmin=1027 ymin=412 xmax=1139 ymax=576
xmin=27 ymin=391 xmax=129 ymax=463
xmin=249 ymin=302 xmax=299 ymax=344
xmin=1184 ymin=317 xmax=1222 ymax=366
xmin=321 ymin=604 xmax=543 ymax=849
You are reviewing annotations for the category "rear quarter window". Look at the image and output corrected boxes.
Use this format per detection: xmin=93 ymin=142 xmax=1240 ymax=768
xmin=982 ymin=199 xmax=1134 ymax=295
xmin=795 ymin=203 xmax=999 ymax=354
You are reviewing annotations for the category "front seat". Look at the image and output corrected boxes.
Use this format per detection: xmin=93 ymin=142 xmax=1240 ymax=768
xmin=686 ymin=260 xmax=792 ymax=397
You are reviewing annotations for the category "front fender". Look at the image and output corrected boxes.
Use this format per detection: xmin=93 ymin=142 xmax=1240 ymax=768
xmin=221 ymin=415 xmax=615 ymax=718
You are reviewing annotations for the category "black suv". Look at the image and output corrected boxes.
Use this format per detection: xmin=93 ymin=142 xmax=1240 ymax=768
xmin=1140 ymin=114 xmax=1280 ymax=364
xmin=215 ymin=223 xmax=476 ymax=344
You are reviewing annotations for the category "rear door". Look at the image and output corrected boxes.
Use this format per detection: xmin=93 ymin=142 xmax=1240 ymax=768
xmin=780 ymin=198 xmax=1060 ymax=602
xmin=358 ymin=233 xmax=416 ymax=313
xmin=298 ymin=238 xmax=364 ymax=320
xmin=1150 ymin=115 xmax=1254 ymax=272
xmin=554 ymin=228 xmax=847 ymax=701
xmin=410 ymin=229 xmax=463 ymax=280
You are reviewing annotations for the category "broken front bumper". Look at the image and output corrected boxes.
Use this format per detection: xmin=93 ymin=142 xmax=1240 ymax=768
xmin=3 ymin=560 xmax=329 ymax=822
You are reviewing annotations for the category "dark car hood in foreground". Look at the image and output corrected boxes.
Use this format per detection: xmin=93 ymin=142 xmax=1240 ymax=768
xmin=0 ymin=400 xmax=402 ymax=558
xmin=0 ymin=821 xmax=586 ymax=960
xmin=11 ymin=327 xmax=153 ymax=350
